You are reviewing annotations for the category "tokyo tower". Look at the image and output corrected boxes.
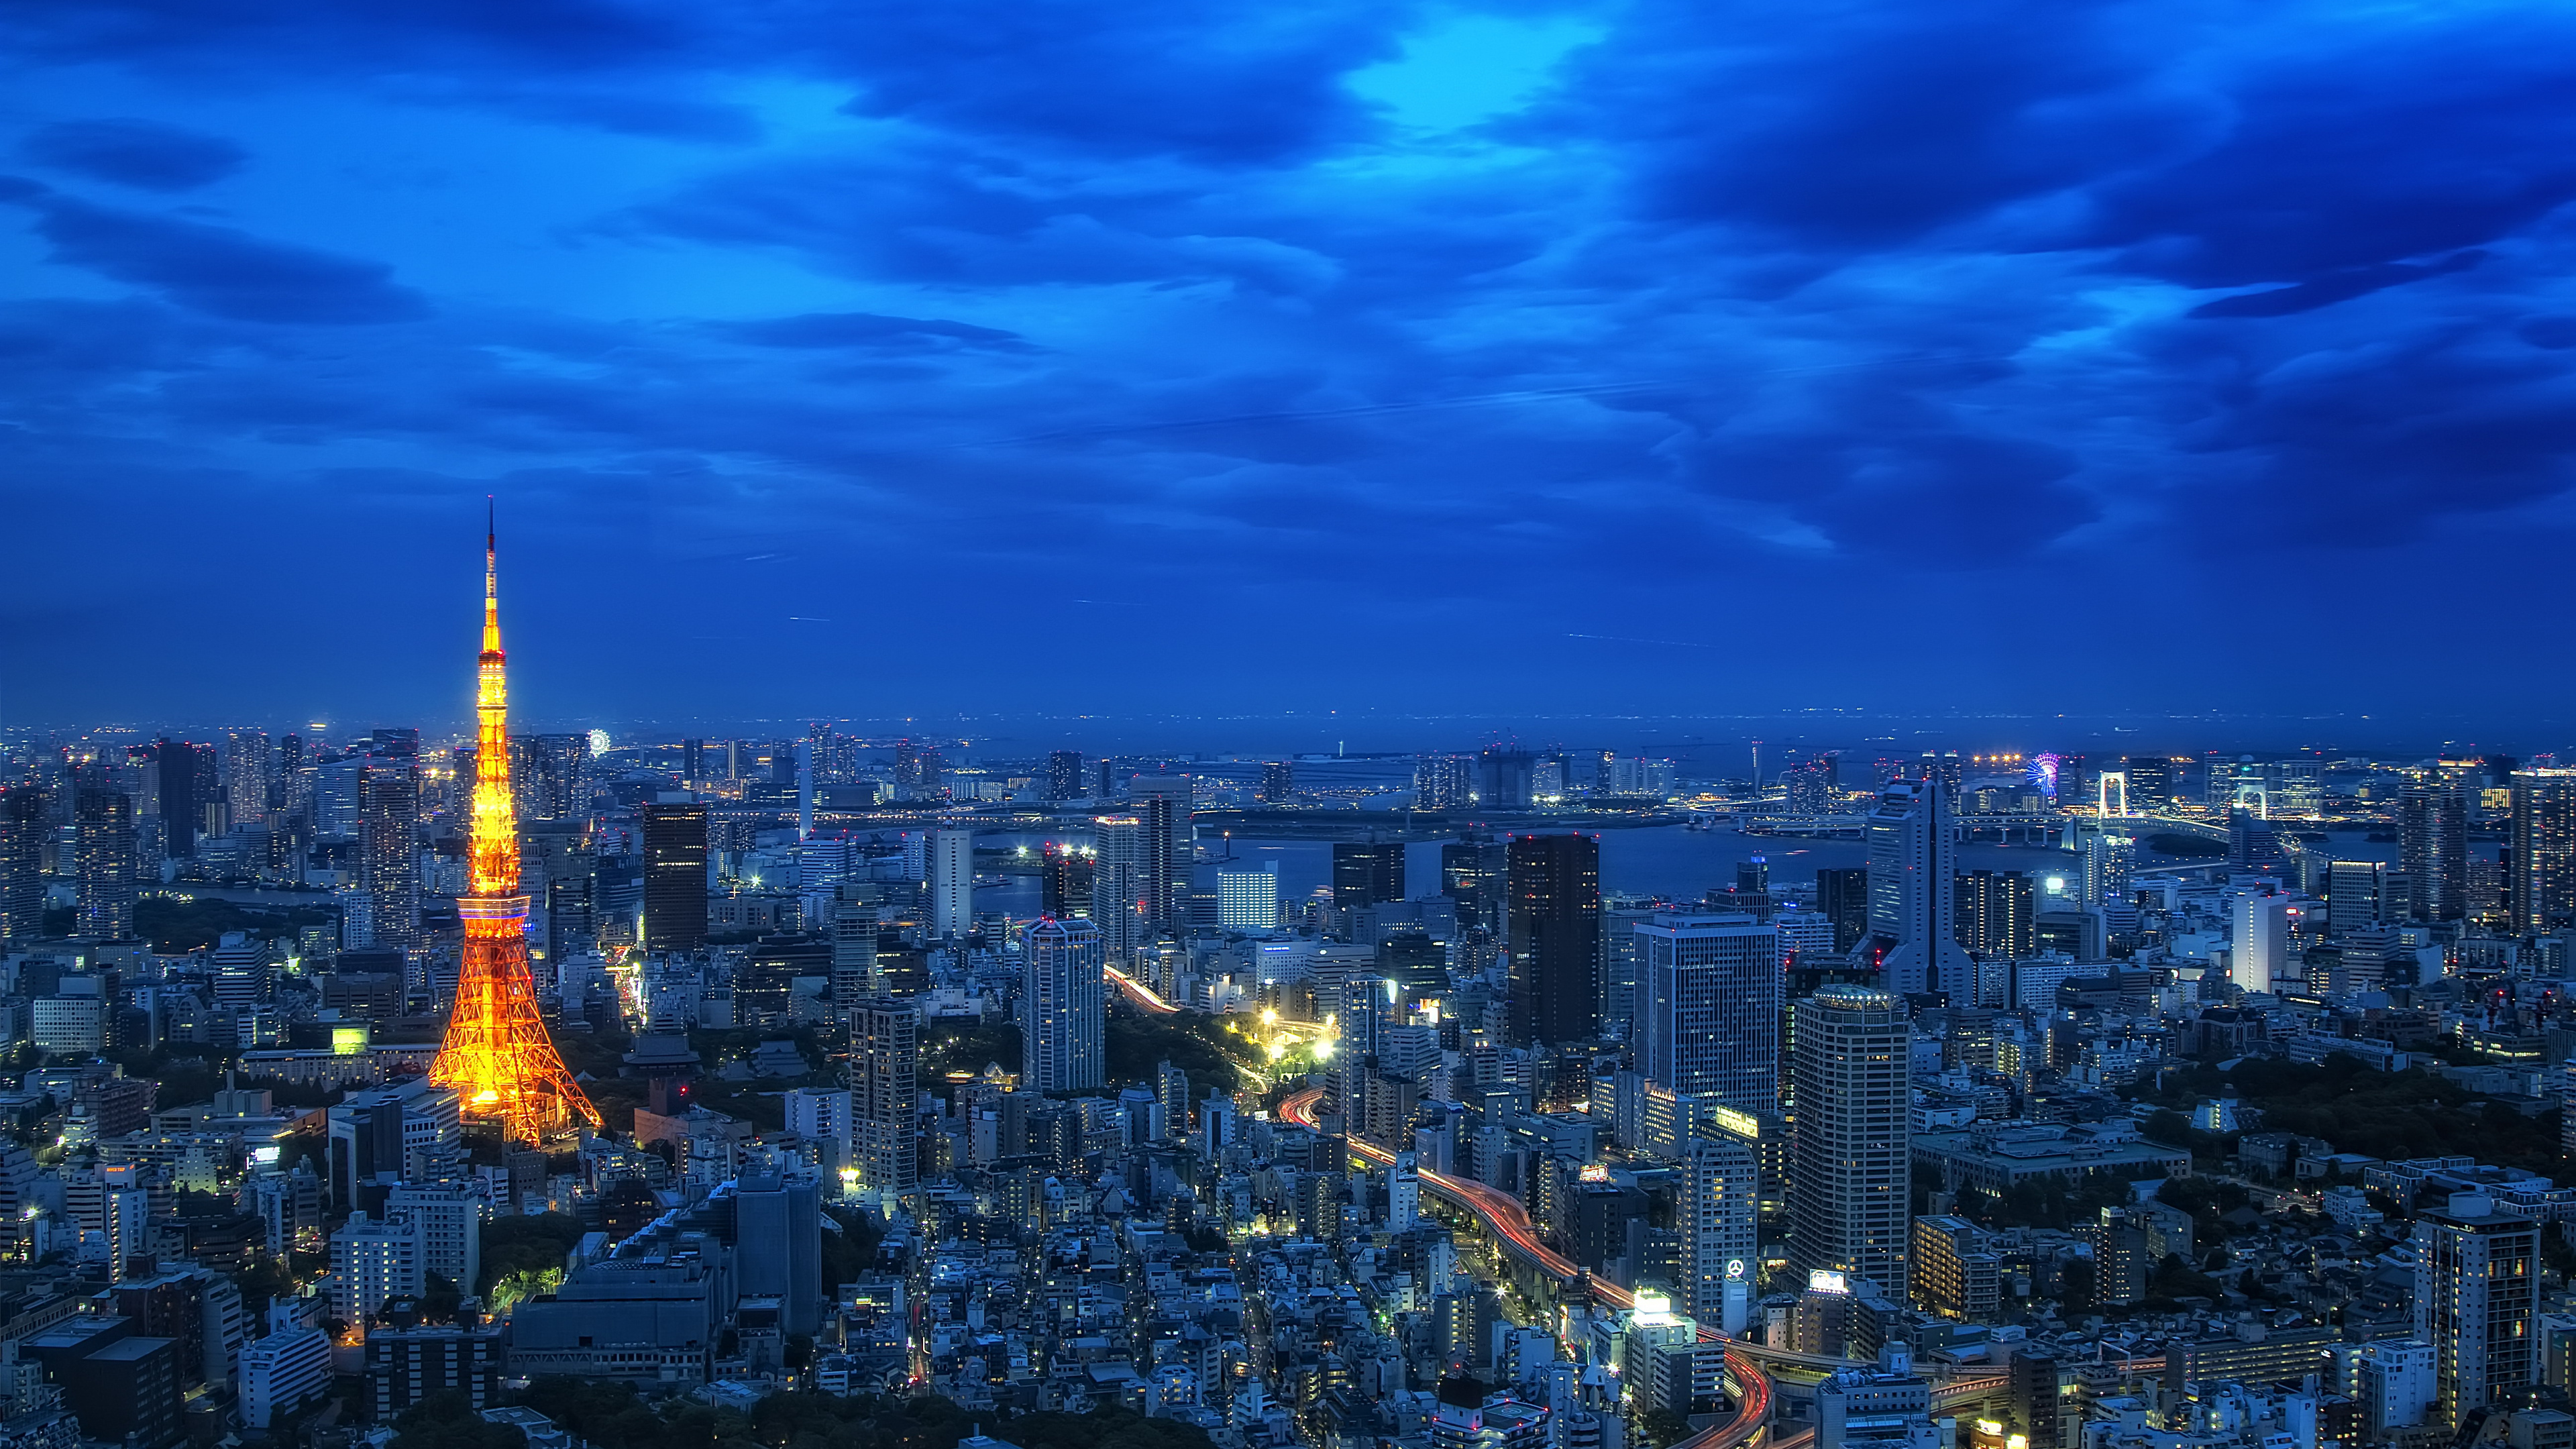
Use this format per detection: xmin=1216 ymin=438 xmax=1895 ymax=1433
xmin=430 ymin=508 xmax=602 ymax=1144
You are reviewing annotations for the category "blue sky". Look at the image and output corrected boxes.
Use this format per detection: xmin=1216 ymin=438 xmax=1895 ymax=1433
xmin=4 ymin=0 xmax=2574 ymax=736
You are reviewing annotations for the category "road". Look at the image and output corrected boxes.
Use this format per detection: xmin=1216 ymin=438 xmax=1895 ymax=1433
xmin=1104 ymin=964 xmax=1179 ymax=1014
xmin=1279 ymin=1088 xmax=1776 ymax=1449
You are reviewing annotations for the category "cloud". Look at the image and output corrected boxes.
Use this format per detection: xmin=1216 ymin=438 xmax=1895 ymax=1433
xmin=20 ymin=118 xmax=246 ymax=189
xmin=706 ymin=311 xmax=1033 ymax=352
xmin=3 ymin=184 xmax=427 ymax=323
xmin=2188 ymin=252 xmax=2489 ymax=319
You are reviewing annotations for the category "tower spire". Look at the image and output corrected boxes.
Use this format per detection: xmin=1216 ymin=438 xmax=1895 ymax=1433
xmin=435 ymin=505 xmax=600 ymax=1144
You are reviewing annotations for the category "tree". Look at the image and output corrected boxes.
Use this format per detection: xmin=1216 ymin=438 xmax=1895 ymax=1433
xmin=2059 ymin=1256 xmax=2096 ymax=1316
xmin=390 ymin=1390 xmax=527 ymax=1449
xmin=1638 ymin=1409 xmax=1695 ymax=1448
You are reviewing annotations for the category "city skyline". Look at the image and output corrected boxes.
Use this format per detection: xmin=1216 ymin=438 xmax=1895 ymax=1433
xmin=7 ymin=4 xmax=2576 ymax=724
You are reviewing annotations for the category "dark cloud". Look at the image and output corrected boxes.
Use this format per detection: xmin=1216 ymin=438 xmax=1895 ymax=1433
xmin=708 ymin=311 xmax=1032 ymax=352
xmin=2188 ymin=252 xmax=2487 ymax=319
xmin=3 ymin=186 xmax=427 ymax=323
xmin=20 ymin=118 xmax=246 ymax=189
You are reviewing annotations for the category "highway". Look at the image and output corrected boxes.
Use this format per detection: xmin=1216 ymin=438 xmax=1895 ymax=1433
xmin=1104 ymin=964 xmax=1180 ymax=1014
xmin=1279 ymin=1088 xmax=1775 ymax=1449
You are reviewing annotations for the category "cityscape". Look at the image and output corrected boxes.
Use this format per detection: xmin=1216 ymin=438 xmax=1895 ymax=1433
xmin=9 ymin=3 xmax=2576 ymax=1449
xmin=0 ymin=521 xmax=2571 ymax=1449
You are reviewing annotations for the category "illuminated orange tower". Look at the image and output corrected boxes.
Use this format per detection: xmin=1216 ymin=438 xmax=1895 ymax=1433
xmin=431 ymin=508 xmax=602 ymax=1143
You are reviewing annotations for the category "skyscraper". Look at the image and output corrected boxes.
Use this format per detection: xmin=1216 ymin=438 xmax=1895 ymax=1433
xmin=224 ymin=731 xmax=270 ymax=828
xmin=2121 ymin=756 xmax=2175 ymax=813
xmin=74 ymin=785 xmax=135 ymax=939
xmin=156 ymin=737 xmax=206 ymax=858
xmin=1677 ymin=1133 xmax=1760 ymax=1333
xmin=1505 ymin=833 xmax=1601 ymax=1046
xmin=930 ymin=829 xmax=974 ymax=939
xmin=511 ymin=735 xmax=590 ymax=823
xmin=2510 ymin=769 xmax=2576 ymax=935
xmin=1332 ymin=842 xmax=1405 ymax=910
xmin=1023 ymin=916 xmax=1104 ymax=1091
xmin=2232 ymin=891 xmax=2290 ymax=994
xmin=849 ymin=996 xmax=918 ymax=1208
xmin=1259 ymin=761 xmax=1295 ymax=803
xmin=1045 ymin=751 xmax=1084 ymax=802
xmin=830 ymin=886 xmax=879 ymax=1000
xmin=2398 ymin=783 xmax=2468 ymax=922
xmin=1130 ymin=777 xmax=1193 ymax=926
xmin=360 ymin=745 xmax=421 ymax=952
xmin=1953 ymin=870 xmax=2034 ymax=959
xmin=641 ymin=800 xmax=709 ymax=953
xmin=2415 ymin=1193 xmax=2538 ymax=1428
xmin=428 ymin=515 xmax=600 ymax=1143
xmin=1635 ymin=912 xmax=1782 ymax=1110
xmin=1865 ymin=781 xmax=1970 ymax=996
xmin=1817 ymin=867 xmax=1870 ymax=953
xmin=1791 ymin=986 xmax=1911 ymax=1298
xmin=1040 ymin=841 xmax=1094 ymax=918
xmin=0 ymin=787 xmax=42 ymax=941
xmin=1091 ymin=816 xmax=1144 ymax=955
xmin=1217 ymin=866 xmax=1279 ymax=931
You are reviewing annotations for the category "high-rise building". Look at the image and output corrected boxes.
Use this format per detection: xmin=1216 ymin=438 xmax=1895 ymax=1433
xmin=849 ymin=996 xmax=918 ymax=1208
xmin=1676 ymin=1133 xmax=1760 ymax=1333
xmin=2233 ymin=891 xmax=2289 ymax=994
xmin=511 ymin=735 xmax=590 ymax=823
xmin=1040 ymin=841 xmax=1094 ymax=918
xmin=360 ymin=746 xmax=421 ymax=951
xmin=0 ymin=786 xmax=42 ymax=941
xmin=1045 ymin=751 xmax=1085 ymax=802
xmin=1442 ymin=839 xmax=1509 ymax=932
xmin=75 ymin=786 xmax=135 ymax=938
xmin=2325 ymin=860 xmax=2385 ymax=936
xmin=1479 ymin=747 xmax=1535 ymax=810
xmin=2510 ymin=769 xmax=2576 ymax=935
xmin=2119 ymin=756 xmax=2174 ymax=814
xmin=1817 ymin=867 xmax=1870 ymax=953
xmin=1953 ymin=870 xmax=2033 ymax=959
xmin=156 ymin=737 xmax=207 ymax=858
xmin=1333 ymin=842 xmax=1405 ymax=910
xmin=1218 ymin=867 xmax=1279 ymax=931
xmin=1864 ymin=782 xmax=1970 ymax=997
xmin=1259 ymin=761 xmax=1295 ymax=804
xmin=224 ymin=731 xmax=270 ymax=828
xmin=1635 ymin=912 xmax=1781 ymax=1110
xmin=2415 ymin=1193 xmax=2538 ymax=1428
xmin=1791 ymin=986 xmax=1911 ymax=1299
xmin=1022 ymin=916 xmax=1104 ymax=1091
xmin=1091 ymin=816 xmax=1145 ymax=955
xmin=929 ymin=829 xmax=974 ymax=939
xmin=1414 ymin=754 xmax=1474 ymax=811
xmin=520 ymin=822 xmax=596 ymax=966
xmin=1130 ymin=777 xmax=1193 ymax=925
xmin=1505 ymin=834 xmax=1601 ymax=1046
xmin=2399 ymin=784 xmax=2468 ymax=922
xmin=829 ymin=887 xmax=878 ymax=1000
xmin=641 ymin=800 xmax=709 ymax=953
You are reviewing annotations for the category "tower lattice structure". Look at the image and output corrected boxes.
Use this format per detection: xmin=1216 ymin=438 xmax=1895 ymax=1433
xmin=430 ymin=511 xmax=602 ymax=1144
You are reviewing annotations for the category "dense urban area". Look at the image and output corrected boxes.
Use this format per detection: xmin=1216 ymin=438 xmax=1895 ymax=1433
xmin=5 ymin=596 xmax=2576 ymax=1449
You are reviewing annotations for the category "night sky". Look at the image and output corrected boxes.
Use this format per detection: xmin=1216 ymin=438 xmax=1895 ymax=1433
xmin=5 ymin=2 xmax=2574 ymax=739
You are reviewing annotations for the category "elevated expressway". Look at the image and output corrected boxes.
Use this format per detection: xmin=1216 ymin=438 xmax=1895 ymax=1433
xmin=1279 ymin=1089 xmax=1774 ymax=1449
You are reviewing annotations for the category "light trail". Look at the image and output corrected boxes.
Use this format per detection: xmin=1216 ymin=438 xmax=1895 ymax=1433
xmin=1104 ymin=963 xmax=1179 ymax=1014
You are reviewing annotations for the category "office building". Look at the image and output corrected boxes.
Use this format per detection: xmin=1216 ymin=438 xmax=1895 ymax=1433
xmin=1260 ymin=761 xmax=1295 ymax=803
xmin=1865 ymin=782 xmax=1970 ymax=997
xmin=2326 ymin=860 xmax=2385 ymax=936
xmin=1045 ymin=750 xmax=1084 ymax=802
xmin=1442 ymin=838 xmax=1509 ymax=932
xmin=1505 ymin=834 xmax=1601 ymax=1047
xmin=1953 ymin=870 xmax=2033 ymax=959
xmin=850 ymin=996 xmax=918 ymax=1206
xmin=1334 ymin=842 xmax=1406 ymax=909
xmin=1479 ymin=747 xmax=1536 ymax=810
xmin=2399 ymin=784 xmax=2468 ymax=922
xmin=1023 ymin=916 xmax=1104 ymax=1091
xmin=734 ymin=1172 xmax=824 ymax=1336
xmin=2512 ymin=769 xmax=2576 ymax=935
xmin=384 ymin=1183 xmax=481 ymax=1293
xmin=930 ymin=828 xmax=974 ymax=938
xmin=828 ymin=887 xmax=878 ymax=1000
xmin=521 ymin=820 xmax=597 ymax=965
xmin=224 ymin=731 xmax=270 ymax=828
xmin=642 ymin=800 xmax=710 ymax=952
xmin=1041 ymin=841 xmax=1094 ymax=919
xmin=512 ymin=733 xmax=590 ymax=822
xmin=360 ymin=747 xmax=421 ymax=951
xmin=1218 ymin=866 xmax=1280 ymax=931
xmin=1911 ymin=1215 xmax=2001 ymax=1323
xmin=2233 ymin=891 xmax=2290 ymax=994
xmin=1790 ymin=987 xmax=1911 ymax=1299
xmin=76 ymin=786 xmax=136 ymax=938
xmin=1130 ymin=776 xmax=1193 ymax=926
xmin=2123 ymin=756 xmax=2175 ymax=812
xmin=1092 ymin=815 xmax=1145 ymax=955
xmin=1817 ymin=867 xmax=1870 ymax=953
xmin=1676 ymin=1133 xmax=1760 ymax=1333
xmin=156 ymin=737 xmax=211 ymax=858
xmin=364 ymin=1322 xmax=504 ymax=1421
xmin=1635 ymin=913 xmax=1780 ymax=1110
xmin=2416 ymin=1193 xmax=2538 ymax=1427
xmin=0 ymin=786 xmax=42 ymax=941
